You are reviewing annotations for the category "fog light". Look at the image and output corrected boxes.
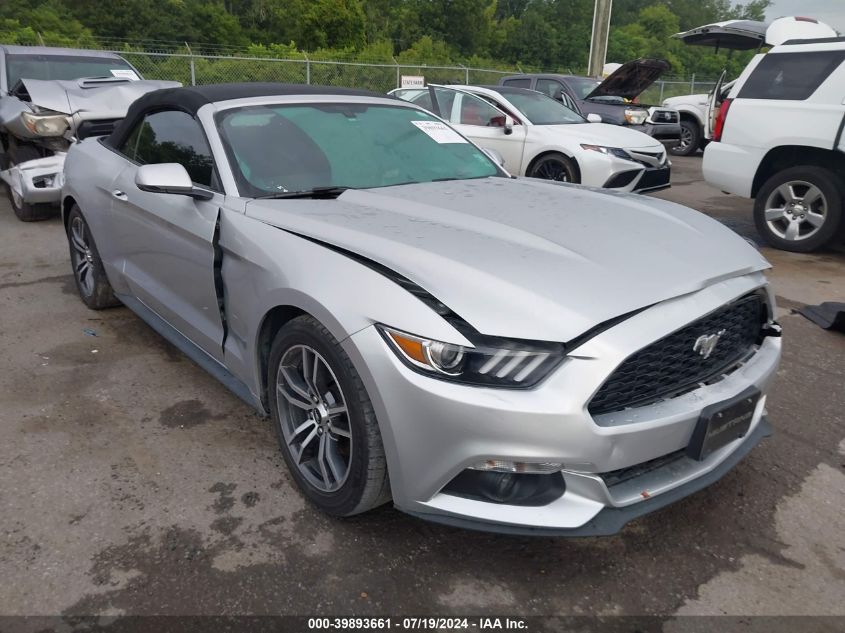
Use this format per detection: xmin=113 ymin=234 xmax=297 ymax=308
xmin=469 ymin=459 xmax=563 ymax=474
xmin=443 ymin=469 xmax=566 ymax=506
xmin=32 ymin=174 xmax=55 ymax=189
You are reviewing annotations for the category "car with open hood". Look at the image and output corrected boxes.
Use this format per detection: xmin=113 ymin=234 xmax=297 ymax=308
xmin=391 ymin=84 xmax=670 ymax=192
xmin=498 ymin=59 xmax=681 ymax=146
xmin=0 ymin=45 xmax=178 ymax=220
xmin=61 ymin=83 xmax=782 ymax=534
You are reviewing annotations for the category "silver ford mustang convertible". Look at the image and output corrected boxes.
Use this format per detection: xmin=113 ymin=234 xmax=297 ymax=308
xmin=61 ymin=83 xmax=782 ymax=535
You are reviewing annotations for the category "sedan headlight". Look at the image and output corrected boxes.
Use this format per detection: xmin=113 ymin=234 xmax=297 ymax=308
xmin=378 ymin=325 xmax=565 ymax=388
xmin=624 ymin=108 xmax=648 ymax=125
xmin=21 ymin=111 xmax=70 ymax=137
xmin=580 ymin=144 xmax=632 ymax=161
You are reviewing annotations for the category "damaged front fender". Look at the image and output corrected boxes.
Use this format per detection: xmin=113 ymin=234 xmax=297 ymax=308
xmin=0 ymin=152 xmax=65 ymax=206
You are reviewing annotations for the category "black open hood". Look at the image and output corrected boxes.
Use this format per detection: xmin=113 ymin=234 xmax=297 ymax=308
xmin=585 ymin=58 xmax=671 ymax=100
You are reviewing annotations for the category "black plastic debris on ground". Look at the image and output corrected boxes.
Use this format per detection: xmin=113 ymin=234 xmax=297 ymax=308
xmin=799 ymin=302 xmax=845 ymax=332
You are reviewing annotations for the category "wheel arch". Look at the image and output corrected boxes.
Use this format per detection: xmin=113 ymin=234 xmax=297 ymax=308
xmin=678 ymin=111 xmax=703 ymax=131
xmin=255 ymin=304 xmax=309 ymax=411
xmin=752 ymin=146 xmax=845 ymax=198
xmin=61 ymin=195 xmax=77 ymax=230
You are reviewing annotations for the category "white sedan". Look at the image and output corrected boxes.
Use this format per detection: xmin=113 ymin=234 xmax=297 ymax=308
xmin=391 ymin=84 xmax=671 ymax=193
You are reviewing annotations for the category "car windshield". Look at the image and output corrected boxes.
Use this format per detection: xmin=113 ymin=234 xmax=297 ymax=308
xmin=5 ymin=54 xmax=139 ymax=86
xmin=500 ymin=91 xmax=585 ymax=125
xmin=216 ymin=103 xmax=500 ymax=196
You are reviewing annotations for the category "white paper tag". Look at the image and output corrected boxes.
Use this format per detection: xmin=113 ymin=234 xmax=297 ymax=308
xmin=111 ymin=69 xmax=140 ymax=80
xmin=411 ymin=120 xmax=467 ymax=144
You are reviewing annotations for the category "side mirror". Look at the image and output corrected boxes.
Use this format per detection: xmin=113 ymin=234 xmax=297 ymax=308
xmin=503 ymin=115 xmax=514 ymax=135
xmin=586 ymin=113 xmax=602 ymax=123
xmin=135 ymin=163 xmax=213 ymax=200
xmin=481 ymin=147 xmax=506 ymax=168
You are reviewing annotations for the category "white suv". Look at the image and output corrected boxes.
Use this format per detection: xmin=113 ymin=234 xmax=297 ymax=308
xmin=703 ymin=37 xmax=845 ymax=252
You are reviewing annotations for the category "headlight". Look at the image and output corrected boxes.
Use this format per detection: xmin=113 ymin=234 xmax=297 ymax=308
xmin=378 ymin=325 xmax=565 ymax=388
xmin=580 ymin=144 xmax=632 ymax=161
xmin=20 ymin=111 xmax=69 ymax=137
xmin=624 ymin=109 xmax=648 ymax=125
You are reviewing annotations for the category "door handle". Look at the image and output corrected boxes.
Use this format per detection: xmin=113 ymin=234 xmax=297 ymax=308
xmin=111 ymin=189 xmax=128 ymax=201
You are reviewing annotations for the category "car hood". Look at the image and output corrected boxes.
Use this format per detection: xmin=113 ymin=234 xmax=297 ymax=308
xmin=662 ymin=94 xmax=708 ymax=107
xmin=540 ymin=122 xmax=663 ymax=149
xmin=585 ymin=58 xmax=671 ymax=100
xmin=245 ymin=178 xmax=769 ymax=343
xmin=17 ymin=77 xmax=181 ymax=115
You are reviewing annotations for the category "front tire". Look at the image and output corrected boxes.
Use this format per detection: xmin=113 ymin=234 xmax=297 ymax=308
xmin=66 ymin=205 xmax=121 ymax=309
xmin=754 ymin=166 xmax=844 ymax=252
xmin=268 ymin=315 xmax=391 ymax=516
xmin=669 ymin=119 xmax=701 ymax=157
xmin=528 ymin=152 xmax=579 ymax=183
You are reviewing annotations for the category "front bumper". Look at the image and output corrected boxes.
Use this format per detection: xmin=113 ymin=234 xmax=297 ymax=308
xmin=632 ymin=122 xmax=681 ymax=146
xmin=407 ymin=417 xmax=772 ymax=536
xmin=604 ymin=164 xmax=671 ymax=193
xmin=579 ymin=149 xmax=670 ymax=194
xmin=0 ymin=152 xmax=65 ymax=206
xmin=343 ymin=272 xmax=780 ymax=534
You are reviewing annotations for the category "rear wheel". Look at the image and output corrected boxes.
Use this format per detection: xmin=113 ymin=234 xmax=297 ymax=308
xmin=66 ymin=205 xmax=121 ymax=309
xmin=5 ymin=144 xmax=54 ymax=222
xmin=754 ymin=166 xmax=844 ymax=252
xmin=669 ymin=119 xmax=701 ymax=157
xmin=268 ymin=315 xmax=391 ymax=516
xmin=528 ymin=153 xmax=579 ymax=183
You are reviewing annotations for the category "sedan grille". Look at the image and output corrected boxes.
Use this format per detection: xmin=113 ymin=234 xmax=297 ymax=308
xmin=588 ymin=294 xmax=765 ymax=416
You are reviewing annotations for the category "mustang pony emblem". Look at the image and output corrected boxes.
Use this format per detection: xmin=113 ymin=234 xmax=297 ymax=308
xmin=693 ymin=329 xmax=726 ymax=359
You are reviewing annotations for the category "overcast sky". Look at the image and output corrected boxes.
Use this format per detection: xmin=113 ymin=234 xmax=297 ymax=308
xmin=760 ymin=0 xmax=845 ymax=32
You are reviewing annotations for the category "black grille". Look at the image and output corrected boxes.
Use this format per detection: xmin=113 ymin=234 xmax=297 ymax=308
xmin=634 ymin=166 xmax=670 ymax=191
xmin=589 ymin=294 xmax=765 ymax=416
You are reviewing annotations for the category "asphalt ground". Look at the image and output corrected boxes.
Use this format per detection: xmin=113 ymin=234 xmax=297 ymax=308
xmin=0 ymin=155 xmax=843 ymax=628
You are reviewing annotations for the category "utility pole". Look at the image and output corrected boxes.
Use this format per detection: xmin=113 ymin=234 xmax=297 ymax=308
xmin=587 ymin=0 xmax=613 ymax=77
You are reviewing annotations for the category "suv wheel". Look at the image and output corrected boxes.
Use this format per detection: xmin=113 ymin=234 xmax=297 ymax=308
xmin=268 ymin=315 xmax=391 ymax=516
xmin=669 ymin=119 xmax=701 ymax=157
xmin=5 ymin=144 xmax=55 ymax=222
xmin=754 ymin=166 xmax=844 ymax=252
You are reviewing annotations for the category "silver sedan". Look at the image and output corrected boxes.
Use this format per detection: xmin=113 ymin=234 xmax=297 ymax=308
xmin=60 ymin=83 xmax=782 ymax=534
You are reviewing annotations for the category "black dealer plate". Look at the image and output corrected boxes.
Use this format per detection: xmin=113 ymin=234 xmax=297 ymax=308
xmin=686 ymin=386 xmax=759 ymax=461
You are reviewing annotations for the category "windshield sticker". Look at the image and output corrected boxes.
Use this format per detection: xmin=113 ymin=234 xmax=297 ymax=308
xmin=411 ymin=120 xmax=467 ymax=144
xmin=110 ymin=69 xmax=140 ymax=80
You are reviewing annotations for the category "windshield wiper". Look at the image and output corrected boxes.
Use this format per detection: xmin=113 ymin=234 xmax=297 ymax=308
xmin=256 ymin=186 xmax=349 ymax=200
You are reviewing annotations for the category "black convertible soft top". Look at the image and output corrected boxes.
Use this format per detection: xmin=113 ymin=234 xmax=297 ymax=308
xmin=106 ymin=82 xmax=380 ymax=149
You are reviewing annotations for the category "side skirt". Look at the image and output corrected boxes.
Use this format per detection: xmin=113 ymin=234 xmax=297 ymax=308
xmin=116 ymin=292 xmax=266 ymax=415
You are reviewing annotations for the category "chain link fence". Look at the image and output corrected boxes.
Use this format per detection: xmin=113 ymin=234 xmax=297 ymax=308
xmin=114 ymin=50 xmax=718 ymax=102
xmin=117 ymin=51 xmax=515 ymax=93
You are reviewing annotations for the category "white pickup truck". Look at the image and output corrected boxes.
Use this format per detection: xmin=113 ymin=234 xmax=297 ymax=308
xmin=0 ymin=45 xmax=178 ymax=221
xmin=663 ymin=81 xmax=734 ymax=156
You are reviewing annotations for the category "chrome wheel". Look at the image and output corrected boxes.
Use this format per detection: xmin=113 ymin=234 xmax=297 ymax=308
xmin=275 ymin=344 xmax=352 ymax=492
xmin=675 ymin=126 xmax=693 ymax=152
xmin=763 ymin=180 xmax=828 ymax=242
xmin=69 ymin=216 xmax=96 ymax=297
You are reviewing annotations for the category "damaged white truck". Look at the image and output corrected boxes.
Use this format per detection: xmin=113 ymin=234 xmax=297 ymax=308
xmin=0 ymin=45 xmax=179 ymax=221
